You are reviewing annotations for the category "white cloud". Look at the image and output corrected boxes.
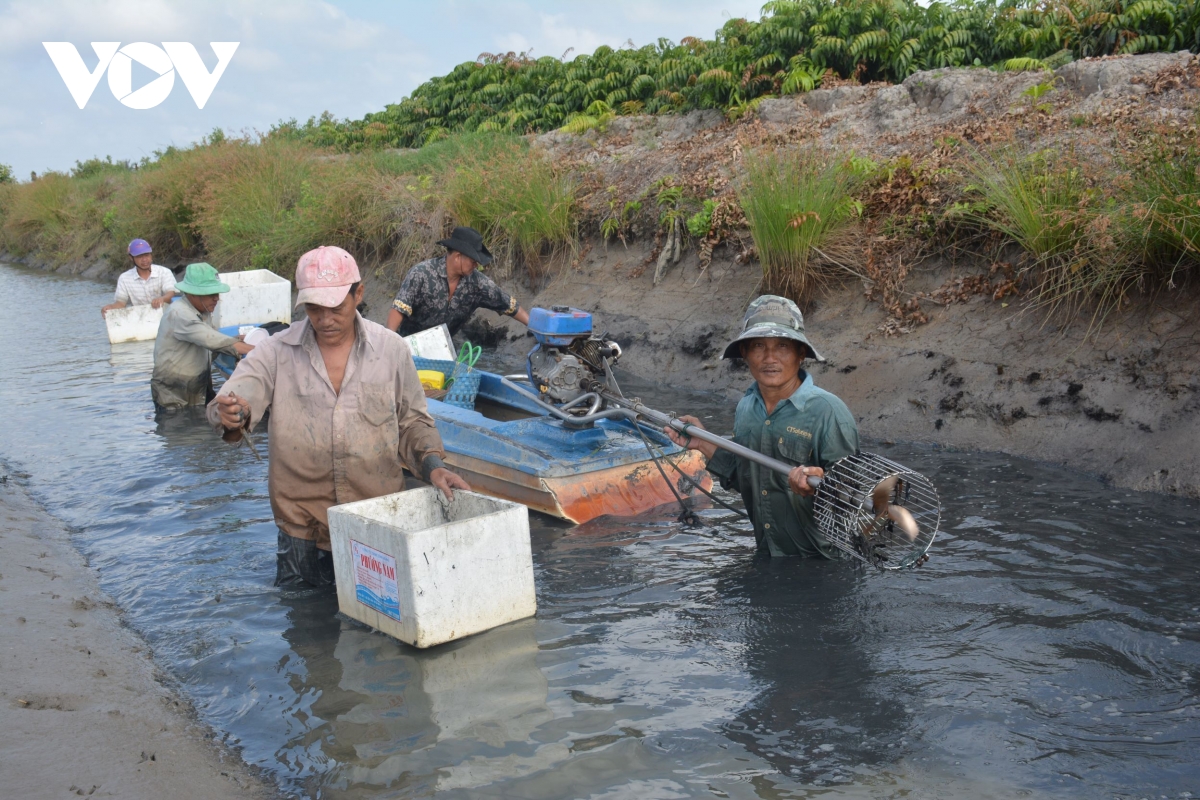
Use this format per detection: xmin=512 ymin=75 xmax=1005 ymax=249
xmin=0 ymin=0 xmax=774 ymax=176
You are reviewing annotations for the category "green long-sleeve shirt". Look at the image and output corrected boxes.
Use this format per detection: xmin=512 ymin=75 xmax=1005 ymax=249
xmin=706 ymin=371 xmax=860 ymax=558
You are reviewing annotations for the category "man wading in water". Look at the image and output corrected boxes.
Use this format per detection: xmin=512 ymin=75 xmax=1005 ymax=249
xmin=385 ymin=226 xmax=531 ymax=336
xmin=101 ymin=238 xmax=177 ymax=317
xmin=664 ymin=296 xmax=860 ymax=558
xmin=151 ymin=263 xmax=254 ymax=412
xmin=208 ymin=246 xmax=471 ymax=587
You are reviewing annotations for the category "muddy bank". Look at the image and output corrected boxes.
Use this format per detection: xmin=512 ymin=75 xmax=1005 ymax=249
xmin=0 ymin=474 xmax=277 ymax=800
xmin=363 ymin=234 xmax=1200 ymax=500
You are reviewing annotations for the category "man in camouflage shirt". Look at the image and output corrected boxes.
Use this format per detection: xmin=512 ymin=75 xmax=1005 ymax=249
xmin=664 ymin=295 xmax=860 ymax=558
xmin=386 ymin=226 xmax=530 ymax=337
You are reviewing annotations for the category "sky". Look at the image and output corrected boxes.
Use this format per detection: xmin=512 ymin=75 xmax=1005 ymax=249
xmin=0 ymin=0 xmax=765 ymax=178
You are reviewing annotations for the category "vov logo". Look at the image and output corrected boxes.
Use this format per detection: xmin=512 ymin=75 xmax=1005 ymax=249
xmin=43 ymin=42 xmax=239 ymax=110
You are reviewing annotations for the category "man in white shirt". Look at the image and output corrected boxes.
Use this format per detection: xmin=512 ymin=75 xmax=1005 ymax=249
xmin=101 ymin=238 xmax=177 ymax=317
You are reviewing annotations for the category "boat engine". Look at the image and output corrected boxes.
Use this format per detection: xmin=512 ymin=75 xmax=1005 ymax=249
xmin=526 ymin=307 xmax=622 ymax=405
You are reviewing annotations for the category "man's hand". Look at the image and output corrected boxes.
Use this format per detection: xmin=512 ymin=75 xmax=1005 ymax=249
xmin=662 ymin=415 xmax=717 ymax=459
xmin=150 ymin=295 xmax=167 ymax=309
xmin=100 ymin=301 xmax=123 ymax=318
xmin=429 ymin=467 xmax=471 ymax=500
xmin=234 ymin=342 xmax=255 ymax=357
xmin=787 ymin=465 xmax=824 ymax=497
xmin=215 ymin=392 xmax=250 ymax=431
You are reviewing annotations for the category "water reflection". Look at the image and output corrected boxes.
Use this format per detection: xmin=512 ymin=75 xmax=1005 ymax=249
xmin=713 ymin=558 xmax=908 ymax=784
xmin=108 ymin=340 xmax=155 ymax=375
xmin=277 ymin=592 xmax=559 ymax=797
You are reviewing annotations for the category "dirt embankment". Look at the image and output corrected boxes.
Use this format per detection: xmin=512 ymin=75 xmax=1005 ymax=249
xmin=16 ymin=52 xmax=1200 ymax=497
xmin=442 ymin=241 xmax=1200 ymax=499
xmin=412 ymin=52 xmax=1200 ymax=498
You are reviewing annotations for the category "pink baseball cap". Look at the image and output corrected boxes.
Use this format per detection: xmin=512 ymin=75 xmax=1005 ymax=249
xmin=295 ymin=246 xmax=361 ymax=308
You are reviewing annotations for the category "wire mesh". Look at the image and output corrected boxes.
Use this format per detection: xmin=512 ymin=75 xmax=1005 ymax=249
xmin=813 ymin=452 xmax=940 ymax=570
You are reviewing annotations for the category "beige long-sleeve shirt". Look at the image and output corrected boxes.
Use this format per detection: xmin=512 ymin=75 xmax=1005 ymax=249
xmin=206 ymin=315 xmax=445 ymax=550
xmin=151 ymin=298 xmax=240 ymax=408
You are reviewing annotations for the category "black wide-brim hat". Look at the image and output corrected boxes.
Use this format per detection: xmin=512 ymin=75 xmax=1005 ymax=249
xmin=438 ymin=226 xmax=493 ymax=266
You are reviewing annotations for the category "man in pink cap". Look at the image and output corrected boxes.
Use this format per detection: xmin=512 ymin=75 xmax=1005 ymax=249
xmin=207 ymin=246 xmax=471 ymax=587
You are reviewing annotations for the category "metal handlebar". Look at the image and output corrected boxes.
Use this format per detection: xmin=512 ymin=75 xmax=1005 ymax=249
xmin=593 ymin=389 xmax=821 ymax=489
xmin=499 ymin=377 xmax=820 ymax=489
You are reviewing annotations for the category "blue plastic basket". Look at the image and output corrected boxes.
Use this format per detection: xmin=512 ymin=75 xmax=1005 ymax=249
xmin=412 ymin=356 xmax=481 ymax=410
xmin=445 ymin=363 xmax=482 ymax=409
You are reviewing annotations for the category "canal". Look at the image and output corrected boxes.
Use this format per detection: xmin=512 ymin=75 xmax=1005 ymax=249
xmin=0 ymin=262 xmax=1197 ymax=799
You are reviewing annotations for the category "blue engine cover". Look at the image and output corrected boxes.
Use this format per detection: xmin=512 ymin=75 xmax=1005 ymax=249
xmin=528 ymin=306 xmax=592 ymax=346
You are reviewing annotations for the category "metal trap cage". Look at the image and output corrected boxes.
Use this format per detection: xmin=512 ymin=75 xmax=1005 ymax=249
xmin=813 ymin=452 xmax=941 ymax=570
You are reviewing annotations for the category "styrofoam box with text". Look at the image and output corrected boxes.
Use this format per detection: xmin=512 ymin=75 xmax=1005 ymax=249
xmin=328 ymin=488 xmax=536 ymax=648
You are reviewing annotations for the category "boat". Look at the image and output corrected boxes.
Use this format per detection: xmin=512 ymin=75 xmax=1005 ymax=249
xmin=426 ymin=370 xmax=711 ymax=522
xmin=214 ymin=331 xmax=712 ymax=523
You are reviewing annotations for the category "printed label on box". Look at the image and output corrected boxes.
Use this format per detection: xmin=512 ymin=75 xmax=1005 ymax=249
xmin=351 ymin=539 xmax=401 ymax=621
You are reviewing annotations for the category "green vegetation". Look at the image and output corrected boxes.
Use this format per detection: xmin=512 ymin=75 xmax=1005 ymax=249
xmin=4 ymin=121 xmax=1198 ymax=331
xmin=739 ymin=150 xmax=861 ymax=300
xmin=1130 ymin=135 xmax=1200 ymax=284
xmin=272 ymin=0 xmax=1200 ymax=151
xmin=0 ymin=169 xmax=122 ymax=265
xmin=439 ymin=136 xmax=577 ymax=276
xmin=0 ymin=134 xmax=575 ymax=281
xmin=960 ymin=146 xmax=1172 ymax=325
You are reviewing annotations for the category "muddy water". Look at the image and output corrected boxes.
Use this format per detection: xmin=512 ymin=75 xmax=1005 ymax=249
xmin=1 ymin=261 xmax=1198 ymax=799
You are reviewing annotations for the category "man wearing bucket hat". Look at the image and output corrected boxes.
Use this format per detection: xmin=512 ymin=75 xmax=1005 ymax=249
xmin=385 ymin=226 xmax=531 ymax=337
xmin=101 ymin=238 xmax=177 ymax=317
xmin=208 ymin=245 xmax=471 ymax=587
xmin=664 ymin=295 xmax=859 ymax=559
xmin=151 ymin=262 xmax=254 ymax=410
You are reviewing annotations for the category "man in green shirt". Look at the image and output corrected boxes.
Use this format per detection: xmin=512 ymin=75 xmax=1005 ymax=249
xmin=665 ymin=295 xmax=859 ymax=557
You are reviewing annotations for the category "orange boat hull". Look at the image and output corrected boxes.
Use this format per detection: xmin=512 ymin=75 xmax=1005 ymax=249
xmin=444 ymin=449 xmax=713 ymax=523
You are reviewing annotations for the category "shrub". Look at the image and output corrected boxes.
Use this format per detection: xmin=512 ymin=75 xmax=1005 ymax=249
xmin=738 ymin=149 xmax=860 ymax=301
xmin=108 ymin=143 xmax=226 ymax=264
xmin=440 ymin=135 xmax=576 ymax=278
xmin=962 ymin=147 xmax=1140 ymax=324
xmin=0 ymin=170 xmax=124 ymax=265
xmin=278 ymin=0 xmax=1200 ymax=152
xmin=1130 ymin=135 xmax=1200 ymax=287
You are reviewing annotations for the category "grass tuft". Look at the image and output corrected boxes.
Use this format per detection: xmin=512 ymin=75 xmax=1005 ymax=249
xmin=738 ymin=149 xmax=860 ymax=303
xmin=442 ymin=137 xmax=576 ymax=279
xmin=962 ymin=147 xmax=1140 ymax=326
xmin=1130 ymin=137 xmax=1200 ymax=289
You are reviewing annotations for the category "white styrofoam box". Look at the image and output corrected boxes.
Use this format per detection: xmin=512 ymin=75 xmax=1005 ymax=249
xmin=104 ymin=303 xmax=163 ymax=343
xmin=329 ymin=487 xmax=536 ymax=649
xmin=211 ymin=269 xmax=292 ymax=328
xmin=404 ymin=323 xmax=456 ymax=361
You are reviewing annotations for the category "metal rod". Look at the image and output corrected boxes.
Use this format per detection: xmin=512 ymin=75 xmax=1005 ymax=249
xmin=500 ymin=376 xmax=820 ymax=488
xmin=595 ymin=387 xmax=821 ymax=488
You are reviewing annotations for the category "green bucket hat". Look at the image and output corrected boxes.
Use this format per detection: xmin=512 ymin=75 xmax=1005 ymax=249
xmin=175 ymin=262 xmax=231 ymax=295
xmin=721 ymin=294 xmax=825 ymax=362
